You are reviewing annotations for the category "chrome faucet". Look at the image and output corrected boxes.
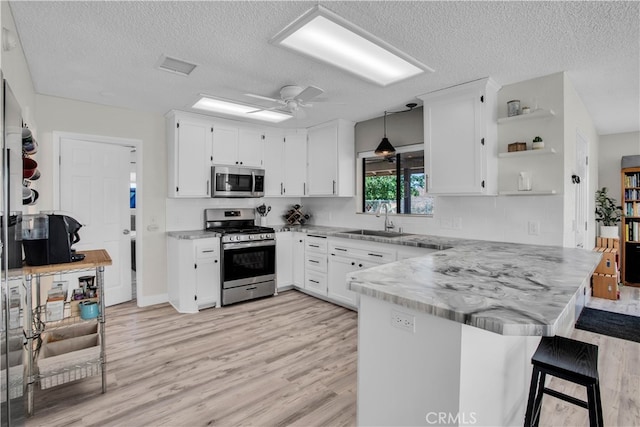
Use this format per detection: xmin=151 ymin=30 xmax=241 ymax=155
xmin=376 ymin=203 xmax=395 ymax=232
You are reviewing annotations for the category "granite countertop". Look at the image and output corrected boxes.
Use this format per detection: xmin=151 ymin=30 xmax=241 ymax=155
xmin=168 ymin=224 xmax=602 ymax=336
xmin=347 ymin=240 xmax=602 ymax=336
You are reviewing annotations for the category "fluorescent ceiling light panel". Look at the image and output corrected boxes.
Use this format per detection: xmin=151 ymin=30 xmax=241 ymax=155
xmin=271 ymin=6 xmax=433 ymax=86
xmin=192 ymin=96 xmax=292 ymax=123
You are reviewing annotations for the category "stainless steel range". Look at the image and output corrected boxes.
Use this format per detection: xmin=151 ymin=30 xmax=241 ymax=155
xmin=204 ymin=208 xmax=276 ymax=306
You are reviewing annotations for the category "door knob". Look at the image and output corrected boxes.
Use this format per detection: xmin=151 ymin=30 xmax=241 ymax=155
xmin=123 ymin=229 xmax=130 ymax=235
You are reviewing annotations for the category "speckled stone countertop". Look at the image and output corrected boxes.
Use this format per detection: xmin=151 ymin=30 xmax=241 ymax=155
xmin=167 ymin=230 xmax=220 ymax=239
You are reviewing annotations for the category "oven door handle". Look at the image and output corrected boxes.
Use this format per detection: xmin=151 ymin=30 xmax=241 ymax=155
xmin=224 ymin=240 xmax=275 ymax=250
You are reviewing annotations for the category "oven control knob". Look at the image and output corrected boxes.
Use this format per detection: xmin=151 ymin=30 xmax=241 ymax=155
xmin=249 ymin=235 xmax=255 ymax=240
xmin=260 ymin=234 xmax=266 ymax=239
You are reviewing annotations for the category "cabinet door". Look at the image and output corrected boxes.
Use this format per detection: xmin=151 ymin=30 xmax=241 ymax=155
xmin=307 ymin=123 xmax=338 ymax=196
xmin=212 ymin=124 xmax=239 ymax=165
xmin=263 ymin=133 xmax=285 ymax=196
xmin=175 ymin=119 xmax=213 ymax=197
xmin=420 ymin=78 xmax=498 ymax=195
xmin=283 ymin=134 xmax=308 ymax=196
xmin=327 ymin=255 xmax=359 ymax=307
xmin=238 ymin=128 xmax=264 ymax=167
xmin=276 ymin=232 xmax=293 ymax=289
xmin=292 ymin=232 xmax=305 ymax=286
xmin=194 ymin=238 xmax=220 ymax=309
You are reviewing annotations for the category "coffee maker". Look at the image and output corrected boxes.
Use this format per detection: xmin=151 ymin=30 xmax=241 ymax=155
xmin=21 ymin=213 xmax=85 ymax=266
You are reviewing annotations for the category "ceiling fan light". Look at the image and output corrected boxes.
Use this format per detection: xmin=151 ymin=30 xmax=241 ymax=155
xmin=192 ymin=95 xmax=292 ymax=123
xmin=375 ymin=137 xmax=395 ymax=156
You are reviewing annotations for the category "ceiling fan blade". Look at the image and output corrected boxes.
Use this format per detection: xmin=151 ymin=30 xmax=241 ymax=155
xmin=296 ymin=85 xmax=324 ymax=102
xmin=244 ymin=93 xmax=281 ymax=103
xmin=247 ymin=106 xmax=284 ymax=113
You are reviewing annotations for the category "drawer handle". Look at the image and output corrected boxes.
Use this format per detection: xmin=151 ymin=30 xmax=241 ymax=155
xmin=201 ymin=250 xmax=215 ymax=253
xmin=335 ymin=248 xmax=347 ymax=251
xmin=367 ymin=253 xmax=383 ymax=257
xmin=309 ymin=244 xmax=320 ymax=248
xmin=246 ymin=286 xmax=257 ymax=291
xmin=351 ymin=262 xmax=355 ymax=266
xmin=358 ymin=264 xmax=363 ymax=268
xmin=309 ymin=260 xmax=319 ymax=264
xmin=309 ymin=279 xmax=319 ymax=284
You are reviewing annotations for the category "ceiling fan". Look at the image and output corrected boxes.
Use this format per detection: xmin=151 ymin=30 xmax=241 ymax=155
xmin=245 ymin=85 xmax=326 ymax=118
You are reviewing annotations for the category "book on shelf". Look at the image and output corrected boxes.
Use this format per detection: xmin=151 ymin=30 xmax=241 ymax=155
xmin=625 ymin=202 xmax=639 ymax=216
xmin=625 ymin=221 xmax=640 ymax=242
xmin=624 ymin=172 xmax=640 ymax=188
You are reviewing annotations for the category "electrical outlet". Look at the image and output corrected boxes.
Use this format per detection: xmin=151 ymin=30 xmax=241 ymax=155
xmin=528 ymin=221 xmax=540 ymax=236
xmin=391 ymin=310 xmax=415 ymax=332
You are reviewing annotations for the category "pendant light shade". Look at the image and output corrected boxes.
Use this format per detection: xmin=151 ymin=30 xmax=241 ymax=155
xmin=375 ymin=111 xmax=396 ymax=156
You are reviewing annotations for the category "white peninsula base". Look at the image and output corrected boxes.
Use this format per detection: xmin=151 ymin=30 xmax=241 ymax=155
xmin=357 ymin=295 xmax=543 ymax=426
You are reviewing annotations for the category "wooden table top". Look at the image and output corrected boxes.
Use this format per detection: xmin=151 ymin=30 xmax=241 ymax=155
xmin=21 ymin=249 xmax=112 ymax=276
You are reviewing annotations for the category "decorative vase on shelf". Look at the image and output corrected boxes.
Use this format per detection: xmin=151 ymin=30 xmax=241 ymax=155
xmin=532 ymin=136 xmax=544 ymax=150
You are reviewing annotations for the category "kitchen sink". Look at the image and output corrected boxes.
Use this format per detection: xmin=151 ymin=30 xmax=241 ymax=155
xmin=342 ymin=229 xmax=406 ymax=238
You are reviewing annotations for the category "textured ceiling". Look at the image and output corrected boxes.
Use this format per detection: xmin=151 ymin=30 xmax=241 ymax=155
xmin=8 ymin=1 xmax=640 ymax=135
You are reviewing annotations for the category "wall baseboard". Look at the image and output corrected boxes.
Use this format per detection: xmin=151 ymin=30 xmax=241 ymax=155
xmin=137 ymin=293 xmax=168 ymax=307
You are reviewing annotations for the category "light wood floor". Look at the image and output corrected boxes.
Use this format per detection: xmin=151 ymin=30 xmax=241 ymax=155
xmin=25 ymin=290 xmax=640 ymax=427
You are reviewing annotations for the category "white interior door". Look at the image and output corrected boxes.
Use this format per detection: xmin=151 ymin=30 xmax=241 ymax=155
xmin=59 ymin=138 xmax=132 ymax=306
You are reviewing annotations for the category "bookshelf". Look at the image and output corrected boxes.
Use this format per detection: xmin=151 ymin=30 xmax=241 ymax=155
xmin=621 ymin=163 xmax=640 ymax=286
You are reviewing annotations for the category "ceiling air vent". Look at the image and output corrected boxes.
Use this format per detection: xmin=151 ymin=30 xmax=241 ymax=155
xmin=155 ymin=54 xmax=197 ymax=76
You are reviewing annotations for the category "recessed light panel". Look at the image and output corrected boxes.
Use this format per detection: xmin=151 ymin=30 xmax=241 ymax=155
xmin=272 ymin=6 xmax=433 ymax=86
xmin=192 ymin=96 xmax=292 ymax=123
xmin=156 ymin=54 xmax=197 ymax=76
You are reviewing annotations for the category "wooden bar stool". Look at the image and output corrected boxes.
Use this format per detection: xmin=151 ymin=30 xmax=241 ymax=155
xmin=524 ymin=335 xmax=603 ymax=427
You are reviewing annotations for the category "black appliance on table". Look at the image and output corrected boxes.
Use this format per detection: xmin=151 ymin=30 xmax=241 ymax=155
xmin=204 ymin=208 xmax=275 ymax=306
xmin=21 ymin=213 xmax=85 ymax=266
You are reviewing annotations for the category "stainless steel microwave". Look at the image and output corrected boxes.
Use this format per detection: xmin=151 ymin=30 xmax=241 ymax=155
xmin=211 ymin=165 xmax=265 ymax=198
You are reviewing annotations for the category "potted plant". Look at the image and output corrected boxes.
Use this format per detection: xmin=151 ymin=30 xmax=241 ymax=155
xmin=532 ymin=136 xmax=544 ymax=150
xmin=595 ymin=187 xmax=622 ymax=238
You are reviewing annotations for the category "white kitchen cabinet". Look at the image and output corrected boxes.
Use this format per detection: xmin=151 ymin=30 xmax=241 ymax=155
xmin=167 ymin=236 xmax=221 ymax=313
xmin=276 ymin=232 xmax=293 ymax=290
xmin=418 ymin=78 xmax=500 ymax=195
xmin=212 ymin=124 xmax=240 ymax=165
xmin=212 ymin=125 xmax=264 ymax=167
xmin=327 ymin=238 xmax=395 ymax=307
xmin=264 ymin=132 xmax=307 ymax=197
xmin=292 ymin=232 xmax=305 ymax=287
xmin=166 ymin=112 xmax=213 ymax=198
xmin=304 ymin=235 xmax=328 ymax=297
xmin=306 ymin=119 xmax=355 ymax=197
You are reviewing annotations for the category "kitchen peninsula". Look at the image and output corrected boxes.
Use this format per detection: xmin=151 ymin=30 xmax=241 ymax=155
xmin=347 ymin=240 xmax=602 ymax=426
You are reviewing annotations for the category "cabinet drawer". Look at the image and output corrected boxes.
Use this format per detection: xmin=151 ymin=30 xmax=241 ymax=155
xmin=305 ymin=236 xmax=328 ymax=253
xmin=329 ymin=240 xmax=395 ymax=263
xmin=305 ymin=270 xmax=327 ymax=294
xmin=195 ymin=241 xmax=219 ymax=259
xmin=305 ymin=253 xmax=327 ymax=273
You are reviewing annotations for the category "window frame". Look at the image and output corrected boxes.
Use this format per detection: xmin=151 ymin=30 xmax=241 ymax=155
xmin=356 ymin=143 xmax=433 ymax=217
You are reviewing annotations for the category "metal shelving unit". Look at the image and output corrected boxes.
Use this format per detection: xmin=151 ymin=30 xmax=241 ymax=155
xmin=21 ymin=249 xmax=111 ymax=416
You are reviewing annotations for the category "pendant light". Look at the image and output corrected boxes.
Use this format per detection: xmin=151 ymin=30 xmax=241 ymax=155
xmin=375 ymin=111 xmax=395 ymax=156
xmin=375 ymin=103 xmax=418 ymax=156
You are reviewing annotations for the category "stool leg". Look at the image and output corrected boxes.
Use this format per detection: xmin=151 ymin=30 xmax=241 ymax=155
xmin=594 ymin=381 xmax=604 ymax=427
xmin=525 ymin=367 xmax=541 ymax=426
xmin=532 ymin=372 xmax=546 ymax=427
xmin=587 ymin=384 xmax=598 ymax=427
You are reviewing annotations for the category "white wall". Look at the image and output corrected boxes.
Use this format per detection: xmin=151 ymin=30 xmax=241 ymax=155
xmin=599 ymin=131 xmax=640 ymax=200
xmin=563 ymin=73 xmax=600 ymax=248
xmin=34 ymin=95 xmax=167 ymax=304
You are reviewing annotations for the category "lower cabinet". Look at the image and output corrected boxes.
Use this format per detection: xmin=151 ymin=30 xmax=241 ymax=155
xmin=275 ymin=232 xmax=293 ymax=289
xmin=304 ymin=235 xmax=329 ymax=297
xmin=327 ymin=238 xmax=395 ymax=308
xmin=292 ymin=232 xmax=305 ymax=287
xmin=168 ymin=236 xmax=221 ymax=313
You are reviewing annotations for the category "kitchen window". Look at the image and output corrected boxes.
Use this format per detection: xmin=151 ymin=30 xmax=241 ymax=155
xmin=359 ymin=144 xmax=433 ymax=215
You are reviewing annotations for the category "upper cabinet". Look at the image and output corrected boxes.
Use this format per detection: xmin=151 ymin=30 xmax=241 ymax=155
xmin=212 ymin=126 xmax=264 ymax=167
xmin=166 ymin=111 xmax=213 ymax=198
xmin=264 ymin=131 xmax=308 ymax=197
xmin=167 ymin=111 xmax=266 ymax=198
xmin=307 ymin=119 xmax=355 ymax=197
xmin=418 ymin=78 xmax=500 ymax=195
